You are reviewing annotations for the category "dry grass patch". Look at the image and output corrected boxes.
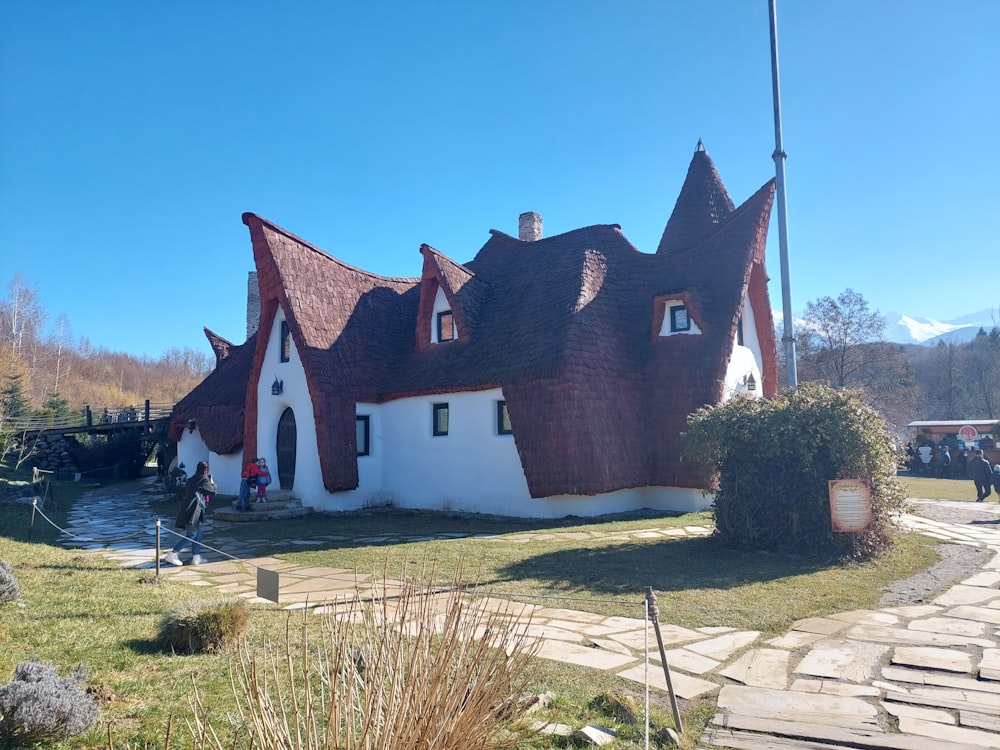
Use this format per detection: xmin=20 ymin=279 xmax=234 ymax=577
xmin=185 ymin=569 xmax=540 ymax=750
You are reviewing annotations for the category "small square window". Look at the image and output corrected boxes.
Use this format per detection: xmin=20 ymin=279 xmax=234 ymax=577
xmin=670 ymin=306 xmax=691 ymax=333
xmin=280 ymin=320 xmax=291 ymax=362
xmin=356 ymin=415 xmax=370 ymax=457
xmin=437 ymin=310 xmax=455 ymax=342
xmin=433 ymin=403 xmax=449 ymax=436
xmin=497 ymin=401 xmax=512 ymax=435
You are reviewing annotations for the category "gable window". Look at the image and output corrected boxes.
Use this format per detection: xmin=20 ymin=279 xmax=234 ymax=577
xmin=496 ymin=401 xmax=512 ymax=435
xmin=670 ymin=306 xmax=691 ymax=333
xmin=280 ymin=321 xmax=291 ymax=362
xmin=437 ymin=310 xmax=455 ymax=342
xmin=432 ymin=403 xmax=449 ymax=436
xmin=737 ymin=315 xmax=745 ymax=346
xmin=356 ymin=415 xmax=370 ymax=457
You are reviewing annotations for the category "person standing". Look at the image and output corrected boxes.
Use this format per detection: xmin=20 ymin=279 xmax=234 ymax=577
xmin=941 ymin=447 xmax=951 ymax=478
xmin=968 ymin=449 xmax=993 ymax=502
xmin=255 ymin=458 xmax=271 ymax=502
xmin=163 ymin=460 xmax=217 ymax=565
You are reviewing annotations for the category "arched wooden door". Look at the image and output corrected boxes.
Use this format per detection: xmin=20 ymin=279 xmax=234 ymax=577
xmin=276 ymin=407 xmax=296 ymax=490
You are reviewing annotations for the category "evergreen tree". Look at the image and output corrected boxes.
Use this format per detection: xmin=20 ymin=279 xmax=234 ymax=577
xmin=0 ymin=369 xmax=29 ymax=418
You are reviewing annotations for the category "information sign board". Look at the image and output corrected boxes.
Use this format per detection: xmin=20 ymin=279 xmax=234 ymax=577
xmin=828 ymin=479 xmax=873 ymax=533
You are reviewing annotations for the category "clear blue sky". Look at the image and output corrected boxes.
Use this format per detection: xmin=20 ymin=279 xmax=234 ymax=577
xmin=2 ymin=1 xmax=997 ymax=358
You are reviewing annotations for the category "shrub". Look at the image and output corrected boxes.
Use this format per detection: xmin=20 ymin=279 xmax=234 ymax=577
xmin=0 ymin=658 xmax=98 ymax=745
xmin=186 ymin=566 xmax=539 ymax=749
xmin=158 ymin=597 xmax=250 ymax=654
xmin=0 ymin=559 xmax=20 ymax=603
xmin=684 ymin=383 xmax=908 ymax=559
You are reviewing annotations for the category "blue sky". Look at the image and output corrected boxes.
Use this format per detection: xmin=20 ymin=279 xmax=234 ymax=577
xmin=1 ymin=1 xmax=997 ymax=358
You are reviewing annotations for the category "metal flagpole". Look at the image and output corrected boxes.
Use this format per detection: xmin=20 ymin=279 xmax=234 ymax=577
xmin=769 ymin=0 xmax=797 ymax=388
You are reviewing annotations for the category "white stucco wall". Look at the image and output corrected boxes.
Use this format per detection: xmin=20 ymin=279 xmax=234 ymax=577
xmin=255 ymin=310 xmax=322 ymax=500
xmin=176 ymin=428 xmax=209 ymax=481
xmin=207 ymin=451 xmax=243 ymax=496
xmin=224 ymin=306 xmax=716 ymax=518
xmin=378 ymin=389 xmax=528 ymax=512
xmin=722 ymin=293 xmax=764 ymax=401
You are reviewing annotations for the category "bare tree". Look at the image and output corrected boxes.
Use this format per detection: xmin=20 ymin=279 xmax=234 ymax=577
xmin=50 ymin=313 xmax=73 ymax=396
xmin=911 ymin=340 xmax=965 ymax=420
xmin=796 ymin=288 xmax=916 ymax=425
xmin=0 ymin=274 xmax=46 ymax=360
xmin=962 ymin=329 xmax=1000 ymax=419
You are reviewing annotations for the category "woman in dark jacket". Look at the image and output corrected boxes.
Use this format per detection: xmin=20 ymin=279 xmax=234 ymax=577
xmin=162 ymin=460 xmax=217 ymax=566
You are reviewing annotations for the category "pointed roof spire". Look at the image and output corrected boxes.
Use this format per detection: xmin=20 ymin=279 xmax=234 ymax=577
xmin=655 ymin=142 xmax=735 ymax=255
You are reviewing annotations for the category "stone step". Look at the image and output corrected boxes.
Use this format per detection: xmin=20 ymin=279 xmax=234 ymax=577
xmin=211 ymin=492 xmax=311 ymax=522
xmin=213 ymin=506 xmax=313 ymax=522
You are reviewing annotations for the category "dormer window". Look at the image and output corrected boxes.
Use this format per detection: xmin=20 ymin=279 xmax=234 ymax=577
xmin=654 ymin=295 xmax=702 ymax=338
xmin=670 ymin=306 xmax=690 ymax=333
xmin=437 ymin=310 xmax=455 ymax=342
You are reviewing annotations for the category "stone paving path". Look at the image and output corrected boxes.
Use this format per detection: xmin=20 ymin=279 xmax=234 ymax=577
xmin=54 ymin=482 xmax=1000 ymax=748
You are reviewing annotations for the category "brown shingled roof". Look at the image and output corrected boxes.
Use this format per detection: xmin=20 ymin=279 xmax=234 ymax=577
xmin=168 ymin=331 xmax=255 ymax=454
xmin=656 ymin=143 xmax=735 ymax=255
xmin=179 ymin=145 xmax=776 ymax=501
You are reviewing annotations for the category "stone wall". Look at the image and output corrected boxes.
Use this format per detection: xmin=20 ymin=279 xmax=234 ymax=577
xmin=26 ymin=434 xmax=81 ymax=476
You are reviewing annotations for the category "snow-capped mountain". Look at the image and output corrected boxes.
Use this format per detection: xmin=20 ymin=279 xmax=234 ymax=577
xmin=885 ymin=310 xmax=997 ymax=345
xmin=773 ymin=309 xmax=997 ymax=346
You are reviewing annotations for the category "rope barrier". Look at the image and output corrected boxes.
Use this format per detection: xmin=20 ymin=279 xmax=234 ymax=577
xmin=27 ymin=493 xmax=679 ymax=742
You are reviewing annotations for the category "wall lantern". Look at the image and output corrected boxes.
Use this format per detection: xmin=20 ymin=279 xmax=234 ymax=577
xmin=743 ymin=373 xmax=757 ymax=392
xmin=271 ymin=377 xmax=284 ymax=396
xmin=187 ymin=419 xmax=197 ymax=433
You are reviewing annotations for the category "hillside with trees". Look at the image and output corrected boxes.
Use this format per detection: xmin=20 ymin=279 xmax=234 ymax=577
xmin=787 ymin=289 xmax=1000 ymax=432
xmin=0 ymin=274 xmax=212 ymax=425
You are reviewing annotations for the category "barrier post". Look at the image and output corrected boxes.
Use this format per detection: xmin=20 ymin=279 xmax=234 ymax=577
xmin=29 ymin=497 xmax=37 ymax=543
xmin=155 ymin=519 xmax=161 ymax=577
xmin=645 ymin=586 xmax=682 ymax=735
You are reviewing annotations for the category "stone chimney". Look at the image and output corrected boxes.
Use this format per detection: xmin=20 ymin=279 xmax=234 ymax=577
xmin=246 ymin=271 xmax=260 ymax=340
xmin=518 ymin=211 xmax=543 ymax=242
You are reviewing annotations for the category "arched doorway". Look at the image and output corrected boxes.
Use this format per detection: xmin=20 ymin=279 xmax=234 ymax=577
xmin=276 ymin=407 xmax=296 ymax=490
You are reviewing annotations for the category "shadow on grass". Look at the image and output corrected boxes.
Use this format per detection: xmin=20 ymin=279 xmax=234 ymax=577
xmin=124 ymin=638 xmax=165 ymax=656
xmin=497 ymin=535 xmax=839 ymax=596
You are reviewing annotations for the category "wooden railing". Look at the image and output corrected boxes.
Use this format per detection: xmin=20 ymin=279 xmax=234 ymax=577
xmin=4 ymin=401 xmax=175 ymax=433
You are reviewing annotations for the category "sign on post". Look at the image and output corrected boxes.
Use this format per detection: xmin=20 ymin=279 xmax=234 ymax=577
xmin=828 ymin=479 xmax=872 ymax=533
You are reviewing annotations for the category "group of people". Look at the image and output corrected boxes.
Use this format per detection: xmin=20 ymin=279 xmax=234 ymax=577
xmin=235 ymin=457 xmax=271 ymax=512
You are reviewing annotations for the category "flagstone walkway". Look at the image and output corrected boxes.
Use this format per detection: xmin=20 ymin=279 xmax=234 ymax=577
xmin=55 ymin=482 xmax=1000 ymax=748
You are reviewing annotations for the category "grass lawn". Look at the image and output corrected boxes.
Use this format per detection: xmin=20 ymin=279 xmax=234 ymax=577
xmin=1 ymin=475 xmax=944 ymax=749
xmin=899 ymin=472 xmax=989 ymax=502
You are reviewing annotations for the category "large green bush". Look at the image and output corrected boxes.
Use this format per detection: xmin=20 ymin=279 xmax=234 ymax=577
xmin=684 ymin=383 xmax=907 ymax=559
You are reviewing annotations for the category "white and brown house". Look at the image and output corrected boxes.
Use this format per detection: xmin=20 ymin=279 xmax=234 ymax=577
xmin=170 ymin=143 xmax=778 ymax=517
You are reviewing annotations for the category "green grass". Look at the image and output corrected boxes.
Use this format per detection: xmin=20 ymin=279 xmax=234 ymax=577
xmin=899 ymin=473 xmax=985 ymax=502
xmin=0 ymin=478 xmax=943 ymax=749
